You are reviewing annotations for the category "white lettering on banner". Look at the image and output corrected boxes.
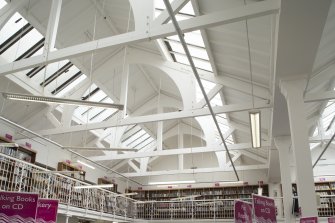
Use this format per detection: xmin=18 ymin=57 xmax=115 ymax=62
xmin=38 ymin=202 xmax=51 ymax=209
xmin=16 ymin=196 xmax=36 ymax=203
xmin=255 ymin=197 xmax=274 ymax=207
xmin=12 ymin=204 xmax=23 ymax=210
xmin=0 ymin=195 xmax=15 ymax=203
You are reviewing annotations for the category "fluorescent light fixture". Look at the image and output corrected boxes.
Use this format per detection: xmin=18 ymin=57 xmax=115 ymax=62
xmin=0 ymin=143 xmax=18 ymax=147
xmin=1 ymin=92 xmax=124 ymax=109
xmin=116 ymin=192 xmax=138 ymax=197
xmin=74 ymin=184 xmax=114 ymax=189
xmin=33 ymin=170 xmax=83 ymax=174
xmin=77 ymin=160 xmax=95 ymax=169
xmin=64 ymin=146 xmax=137 ymax=152
xmin=157 ymin=185 xmax=178 ymax=188
xmin=171 ymin=195 xmax=201 ymax=201
xmin=249 ymin=111 xmax=261 ymax=148
xmin=220 ymin=181 xmax=245 ymax=186
xmin=149 ymin=180 xmax=196 ymax=185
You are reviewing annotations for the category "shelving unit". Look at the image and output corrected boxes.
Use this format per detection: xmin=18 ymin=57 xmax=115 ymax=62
xmin=0 ymin=137 xmax=37 ymax=163
xmin=131 ymin=184 xmax=268 ymax=220
xmin=130 ymin=184 xmax=268 ymax=201
xmin=0 ymin=137 xmax=37 ymax=192
xmin=57 ymin=162 xmax=86 ymax=180
xmin=314 ymin=182 xmax=335 ymax=217
xmin=292 ymin=182 xmax=335 ymax=217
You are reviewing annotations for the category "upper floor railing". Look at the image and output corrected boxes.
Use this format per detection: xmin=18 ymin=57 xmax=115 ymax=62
xmin=0 ymin=152 xmax=136 ymax=219
xmin=1 ymin=152 xmax=334 ymax=221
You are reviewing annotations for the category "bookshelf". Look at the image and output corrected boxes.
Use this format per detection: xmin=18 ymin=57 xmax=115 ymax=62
xmin=131 ymin=184 xmax=268 ymax=220
xmin=292 ymin=181 xmax=335 ymax=217
xmin=314 ymin=181 xmax=335 ymax=217
xmin=130 ymin=184 xmax=268 ymax=201
xmin=0 ymin=137 xmax=36 ymax=163
xmin=57 ymin=162 xmax=86 ymax=180
xmin=0 ymin=137 xmax=37 ymax=192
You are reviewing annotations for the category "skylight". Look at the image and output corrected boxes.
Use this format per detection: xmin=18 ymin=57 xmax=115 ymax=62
xmin=73 ymin=85 xmax=118 ymax=124
xmin=155 ymin=2 xmax=213 ymax=72
xmin=121 ymin=125 xmax=156 ymax=151
xmin=216 ymin=114 xmax=233 ymax=145
xmin=0 ymin=12 xmax=117 ymax=131
xmin=0 ymin=0 xmax=6 ymax=9
xmin=195 ymin=79 xmax=215 ymax=103
xmin=0 ymin=13 xmax=28 ymax=45
xmin=322 ymin=100 xmax=335 ymax=135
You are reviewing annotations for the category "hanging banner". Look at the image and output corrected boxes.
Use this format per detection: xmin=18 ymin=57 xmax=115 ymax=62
xmin=36 ymin=199 xmax=59 ymax=223
xmin=252 ymin=194 xmax=277 ymax=223
xmin=0 ymin=191 xmax=38 ymax=223
xmin=234 ymin=200 xmax=253 ymax=223
xmin=328 ymin=217 xmax=335 ymax=223
xmin=300 ymin=216 xmax=318 ymax=223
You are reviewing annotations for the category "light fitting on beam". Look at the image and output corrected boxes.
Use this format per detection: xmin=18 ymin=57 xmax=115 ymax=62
xmin=249 ymin=111 xmax=261 ymax=148
xmin=64 ymin=146 xmax=137 ymax=152
xmin=116 ymin=192 xmax=138 ymax=197
xmin=1 ymin=92 xmax=124 ymax=109
xmin=148 ymin=180 xmax=196 ymax=185
xmin=33 ymin=170 xmax=84 ymax=174
xmin=73 ymin=184 xmax=114 ymax=189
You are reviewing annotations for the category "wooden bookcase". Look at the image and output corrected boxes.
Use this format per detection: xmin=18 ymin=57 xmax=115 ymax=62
xmin=0 ymin=137 xmax=36 ymax=163
xmin=57 ymin=162 xmax=86 ymax=180
xmin=0 ymin=137 xmax=37 ymax=192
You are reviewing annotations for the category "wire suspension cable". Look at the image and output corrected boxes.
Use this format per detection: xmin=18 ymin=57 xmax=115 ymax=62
xmin=162 ymin=0 xmax=239 ymax=181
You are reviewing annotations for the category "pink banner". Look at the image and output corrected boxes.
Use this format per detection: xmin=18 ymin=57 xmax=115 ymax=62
xmin=300 ymin=217 xmax=318 ymax=223
xmin=234 ymin=200 xmax=253 ymax=223
xmin=328 ymin=217 xmax=335 ymax=223
xmin=252 ymin=194 xmax=276 ymax=223
xmin=0 ymin=191 xmax=38 ymax=223
xmin=36 ymin=199 xmax=59 ymax=223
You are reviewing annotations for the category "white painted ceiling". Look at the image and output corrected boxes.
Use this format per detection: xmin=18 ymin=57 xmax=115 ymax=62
xmin=0 ymin=0 xmax=334 ymax=184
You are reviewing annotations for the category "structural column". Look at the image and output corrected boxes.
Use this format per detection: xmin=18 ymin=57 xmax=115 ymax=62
xmin=280 ymin=78 xmax=317 ymax=216
xmin=274 ymin=136 xmax=294 ymax=222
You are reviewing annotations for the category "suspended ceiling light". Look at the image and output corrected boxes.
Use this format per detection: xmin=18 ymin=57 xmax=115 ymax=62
xmin=33 ymin=170 xmax=84 ymax=174
xmin=77 ymin=160 xmax=95 ymax=169
xmin=116 ymin=192 xmax=138 ymax=197
xmin=0 ymin=143 xmax=19 ymax=147
xmin=73 ymin=184 xmax=114 ymax=189
xmin=157 ymin=185 xmax=178 ymax=188
xmin=219 ymin=181 xmax=245 ymax=186
xmin=170 ymin=195 xmax=201 ymax=201
xmin=249 ymin=111 xmax=261 ymax=148
xmin=148 ymin=180 xmax=196 ymax=185
xmin=1 ymin=92 xmax=124 ymax=109
xmin=64 ymin=146 xmax=137 ymax=152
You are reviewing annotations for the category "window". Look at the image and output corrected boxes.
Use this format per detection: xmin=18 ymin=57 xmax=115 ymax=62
xmin=0 ymin=0 xmax=6 ymax=9
xmin=322 ymin=100 xmax=335 ymax=134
